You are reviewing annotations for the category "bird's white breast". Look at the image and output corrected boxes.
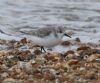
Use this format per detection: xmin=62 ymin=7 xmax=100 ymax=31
xmin=31 ymin=33 xmax=63 ymax=47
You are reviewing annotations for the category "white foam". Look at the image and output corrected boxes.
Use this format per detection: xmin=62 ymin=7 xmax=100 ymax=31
xmin=0 ymin=33 xmax=21 ymax=41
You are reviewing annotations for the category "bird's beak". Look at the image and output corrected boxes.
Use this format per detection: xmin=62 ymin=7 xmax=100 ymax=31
xmin=64 ymin=33 xmax=71 ymax=38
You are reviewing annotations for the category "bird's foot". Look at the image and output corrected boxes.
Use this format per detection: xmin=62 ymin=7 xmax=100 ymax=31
xmin=41 ymin=46 xmax=46 ymax=53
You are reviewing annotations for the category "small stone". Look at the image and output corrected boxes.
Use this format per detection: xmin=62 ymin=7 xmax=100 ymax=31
xmin=95 ymin=58 xmax=100 ymax=62
xmin=63 ymin=50 xmax=74 ymax=57
xmin=7 ymin=55 xmax=14 ymax=59
xmin=20 ymin=37 xmax=27 ymax=45
xmin=87 ymin=54 xmax=97 ymax=62
xmin=1 ymin=72 xmax=9 ymax=78
xmin=34 ymin=73 xmax=43 ymax=79
xmin=17 ymin=50 xmax=31 ymax=61
xmin=77 ymin=46 xmax=91 ymax=51
xmin=43 ymin=72 xmax=55 ymax=81
xmin=44 ymin=54 xmax=55 ymax=61
xmin=96 ymin=54 xmax=100 ymax=58
xmin=67 ymin=54 xmax=74 ymax=59
xmin=25 ymin=62 xmax=33 ymax=73
xmin=15 ymin=68 xmax=22 ymax=74
xmin=17 ymin=61 xmax=26 ymax=68
xmin=55 ymin=62 xmax=69 ymax=69
xmin=31 ymin=60 xmax=36 ymax=64
xmin=61 ymin=41 xmax=71 ymax=46
xmin=74 ymin=53 xmax=80 ymax=56
xmin=55 ymin=62 xmax=62 ymax=69
xmin=49 ymin=69 xmax=57 ymax=75
xmin=75 ymin=37 xmax=81 ymax=42
xmin=84 ymin=55 xmax=89 ymax=60
xmin=44 ymin=52 xmax=60 ymax=61
xmin=55 ymin=79 xmax=60 ymax=83
xmin=34 ymin=49 xmax=42 ymax=55
xmin=85 ymin=71 xmax=96 ymax=79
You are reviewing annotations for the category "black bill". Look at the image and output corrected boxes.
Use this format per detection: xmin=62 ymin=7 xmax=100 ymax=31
xmin=64 ymin=33 xmax=71 ymax=38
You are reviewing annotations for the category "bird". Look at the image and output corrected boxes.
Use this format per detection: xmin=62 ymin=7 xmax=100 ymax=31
xmin=20 ymin=26 xmax=71 ymax=52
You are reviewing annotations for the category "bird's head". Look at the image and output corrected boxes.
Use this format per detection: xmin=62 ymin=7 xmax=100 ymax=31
xmin=56 ymin=26 xmax=71 ymax=38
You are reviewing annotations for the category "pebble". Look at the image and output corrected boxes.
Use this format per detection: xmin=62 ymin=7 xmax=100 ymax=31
xmin=1 ymin=72 xmax=9 ymax=78
xmin=79 ymin=67 xmax=85 ymax=71
xmin=87 ymin=54 xmax=97 ymax=62
xmin=3 ymin=78 xmax=16 ymax=83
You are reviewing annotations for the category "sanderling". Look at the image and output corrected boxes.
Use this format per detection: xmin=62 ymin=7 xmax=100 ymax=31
xmin=20 ymin=26 xmax=71 ymax=52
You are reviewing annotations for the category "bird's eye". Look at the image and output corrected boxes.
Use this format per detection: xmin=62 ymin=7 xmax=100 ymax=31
xmin=59 ymin=30 xmax=62 ymax=33
xmin=58 ymin=30 xmax=62 ymax=33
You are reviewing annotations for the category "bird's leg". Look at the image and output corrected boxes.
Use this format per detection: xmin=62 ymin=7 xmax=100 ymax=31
xmin=41 ymin=46 xmax=46 ymax=53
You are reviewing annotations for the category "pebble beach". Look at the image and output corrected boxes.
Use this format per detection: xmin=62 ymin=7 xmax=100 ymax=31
xmin=0 ymin=37 xmax=100 ymax=83
xmin=0 ymin=0 xmax=100 ymax=83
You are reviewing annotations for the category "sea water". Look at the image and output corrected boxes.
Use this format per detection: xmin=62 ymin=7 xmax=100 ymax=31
xmin=0 ymin=0 xmax=100 ymax=50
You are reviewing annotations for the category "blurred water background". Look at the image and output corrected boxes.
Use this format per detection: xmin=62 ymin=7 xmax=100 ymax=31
xmin=0 ymin=0 xmax=100 ymax=44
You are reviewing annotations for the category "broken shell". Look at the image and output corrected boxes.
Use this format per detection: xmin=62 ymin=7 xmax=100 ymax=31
xmin=67 ymin=59 xmax=78 ymax=65
xmin=3 ymin=78 xmax=16 ymax=83
xmin=79 ymin=67 xmax=85 ymax=71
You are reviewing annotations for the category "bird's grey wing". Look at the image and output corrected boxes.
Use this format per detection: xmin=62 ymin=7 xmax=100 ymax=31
xmin=34 ymin=27 xmax=53 ymax=38
xmin=20 ymin=27 xmax=53 ymax=38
